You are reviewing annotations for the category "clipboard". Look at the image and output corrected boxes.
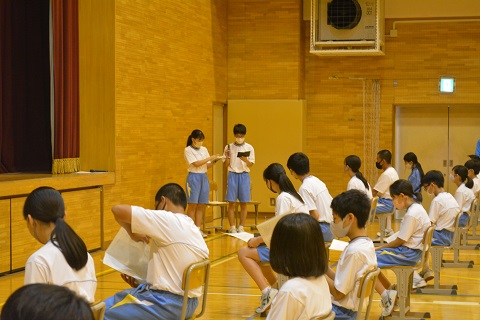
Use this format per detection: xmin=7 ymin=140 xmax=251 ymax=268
xmin=237 ymin=151 xmax=250 ymax=157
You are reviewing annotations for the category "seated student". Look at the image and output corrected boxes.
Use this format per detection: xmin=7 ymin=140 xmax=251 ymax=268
xmin=372 ymin=150 xmax=400 ymax=238
xmin=287 ymin=152 xmax=335 ymax=242
xmin=1 ymin=283 xmax=94 ymax=320
xmin=412 ymin=170 xmax=460 ymax=288
xmin=103 ymin=183 xmax=209 ymax=320
xmin=326 ymin=190 xmax=377 ymax=320
xmin=464 ymin=158 xmax=480 ymax=198
xmin=344 ymin=155 xmax=373 ymax=200
xmin=23 ymin=187 xmax=97 ymax=303
xmin=267 ymin=213 xmax=332 ymax=320
xmin=238 ymin=163 xmax=308 ymax=314
xmin=452 ymin=165 xmax=475 ymax=227
xmin=374 ymin=180 xmax=430 ymax=317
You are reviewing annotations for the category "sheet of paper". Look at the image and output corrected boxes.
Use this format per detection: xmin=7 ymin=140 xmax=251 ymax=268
xmin=103 ymin=228 xmax=150 ymax=282
xmin=225 ymin=231 xmax=255 ymax=242
xmin=329 ymin=239 xmax=349 ymax=251
xmin=385 ymin=231 xmax=399 ymax=243
xmin=256 ymin=212 xmax=295 ymax=247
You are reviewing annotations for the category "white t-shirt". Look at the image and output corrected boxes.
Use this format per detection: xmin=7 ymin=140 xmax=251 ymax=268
xmin=332 ymin=237 xmax=377 ymax=311
xmin=276 ymin=191 xmax=308 ymax=216
xmin=24 ymin=241 xmax=97 ymax=303
xmin=298 ymin=175 xmax=333 ymax=223
xmin=373 ymin=167 xmax=399 ymax=200
xmin=454 ymin=183 xmax=475 ymax=213
xmin=397 ymin=202 xmax=431 ymax=250
xmin=184 ymin=145 xmax=210 ymax=173
xmin=223 ymin=142 xmax=255 ymax=173
xmin=131 ymin=206 xmax=209 ymax=297
xmin=429 ymin=192 xmax=459 ymax=232
xmin=267 ymin=276 xmax=332 ymax=320
xmin=347 ymin=176 xmax=373 ymax=200
xmin=472 ymin=177 xmax=480 ymax=198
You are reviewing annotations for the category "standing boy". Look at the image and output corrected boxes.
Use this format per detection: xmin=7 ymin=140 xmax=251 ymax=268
xmin=287 ymin=152 xmax=334 ymax=242
xmin=223 ymin=124 xmax=255 ymax=233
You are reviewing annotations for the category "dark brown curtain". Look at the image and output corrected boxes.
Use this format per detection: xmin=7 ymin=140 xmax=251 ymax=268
xmin=51 ymin=0 xmax=80 ymax=174
xmin=0 ymin=0 xmax=52 ymax=173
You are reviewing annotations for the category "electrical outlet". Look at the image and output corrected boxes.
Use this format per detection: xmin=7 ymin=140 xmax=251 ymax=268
xmin=270 ymin=198 xmax=276 ymax=206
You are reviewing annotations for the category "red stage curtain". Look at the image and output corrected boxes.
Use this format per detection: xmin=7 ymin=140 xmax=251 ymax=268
xmin=51 ymin=0 xmax=80 ymax=174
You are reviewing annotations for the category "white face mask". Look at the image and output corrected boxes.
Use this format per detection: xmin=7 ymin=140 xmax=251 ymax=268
xmin=449 ymin=174 xmax=455 ymax=182
xmin=330 ymin=216 xmax=352 ymax=238
xmin=193 ymin=140 xmax=203 ymax=148
xmin=235 ymin=137 xmax=245 ymax=144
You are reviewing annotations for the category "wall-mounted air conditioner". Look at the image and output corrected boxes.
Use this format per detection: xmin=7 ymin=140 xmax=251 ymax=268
xmin=310 ymin=0 xmax=385 ymax=56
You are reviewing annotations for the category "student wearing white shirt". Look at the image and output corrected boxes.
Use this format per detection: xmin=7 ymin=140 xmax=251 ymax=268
xmin=452 ymin=165 xmax=475 ymax=227
xmin=268 ymin=213 xmax=331 ymax=320
xmin=238 ymin=163 xmax=307 ymax=314
xmin=372 ymin=150 xmax=400 ymax=237
xmin=23 ymin=187 xmax=97 ymax=303
xmin=464 ymin=159 xmax=480 ymax=198
xmin=344 ymin=155 xmax=373 ymax=200
xmin=184 ymin=129 xmax=221 ymax=237
xmin=374 ymin=180 xmax=430 ymax=317
xmin=287 ymin=152 xmax=334 ymax=242
xmin=326 ymin=190 xmax=377 ymax=320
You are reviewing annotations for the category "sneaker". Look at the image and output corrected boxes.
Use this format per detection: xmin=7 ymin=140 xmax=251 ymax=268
xmin=380 ymin=290 xmax=397 ymax=317
xmin=229 ymin=226 xmax=237 ymax=233
xmin=420 ymin=269 xmax=434 ymax=282
xmin=377 ymin=229 xmax=394 ymax=237
xmin=255 ymin=288 xmax=278 ymax=314
xmin=201 ymin=231 xmax=208 ymax=238
xmin=237 ymin=225 xmax=245 ymax=233
xmin=412 ymin=278 xmax=427 ymax=289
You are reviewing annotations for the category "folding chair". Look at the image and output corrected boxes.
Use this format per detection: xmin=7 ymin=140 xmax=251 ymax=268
xmin=202 ymin=181 xmax=228 ymax=234
xmin=458 ymin=199 xmax=480 ymax=250
xmin=466 ymin=196 xmax=480 ymax=240
xmin=371 ymin=198 xmax=395 ymax=245
xmin=90 ymin=301 xmax=106 ymax=320
xmin=382 ymin=226 xmax=434 ymax=320
xmin=357 ymin=267 xmax=381 ymax=320
xmin=234 ymin=183 xmax=260 ymax=230
xmin=181 ymin=259 xmax=211 ymax=320
xmin=415 ymin=212 xmax=464 ymax=295
xmin=441 ymin=207 xmax=475 ymax=269
xmin=366 ymin=196 xmax=379 ymax=228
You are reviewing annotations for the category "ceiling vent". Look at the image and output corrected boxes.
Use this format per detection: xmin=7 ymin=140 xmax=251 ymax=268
xmin=310 ymin=0 xmax=385 ymax=56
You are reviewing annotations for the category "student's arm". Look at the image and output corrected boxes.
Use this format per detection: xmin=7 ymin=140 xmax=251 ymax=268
xmin=375 ymin=237 xmax=405 ymax=251
xmin=192 ymin=154 xmax=220 ymax=168
xmin=309 ymin=209 xmax=320 ymax=221
xmin=112 ymin=205 xmax=150 ymax=243
xmin=247 ymin=236 xmax=264 ymax=248
xmin=239 ymin=156 xmax=253 ymax=167
xmin=325 ymin=275 xmax=346 ymax=300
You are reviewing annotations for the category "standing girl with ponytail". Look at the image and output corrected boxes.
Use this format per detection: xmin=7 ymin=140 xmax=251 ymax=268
xmin=403 ymin=152 xmax=425 ymax=193
xmin=238 ymin=163 xmax=307 ymax=314
xmin=452 ymin=165 xmax=475 ymax=227
xmin=184 ymin=129 xmax=221 ymax=237
xmin=344 ymin=155 xmax=373 ymax=200
xmin=23 ymin=186 xmax=97 ymax=303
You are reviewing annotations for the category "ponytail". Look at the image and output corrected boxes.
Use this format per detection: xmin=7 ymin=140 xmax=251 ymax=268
xmin=345 ymin=155 xmax=370 ymax=190
xmin=52 ymin=218 xmax=88 ymax=270
xmin=354 ymin=172 xmax=370 ymax=190
xmin=186 ymin=134 xmax=193 ymax=147
xmin=186 ymin=129 xmax=205 ymax=147
xmin=264 ymin=163 xmax=304 ymax=203
xmin=453 ymin=165 xmax=474 ymax=189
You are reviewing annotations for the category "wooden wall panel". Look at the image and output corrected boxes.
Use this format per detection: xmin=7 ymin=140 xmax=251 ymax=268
xmin=0 ymin=199 xmax=10 ymax=273
xmin=62 ymin=188 xmax=101 ymax=250
xmin=11 ymin=197 xmax=42 ymax=271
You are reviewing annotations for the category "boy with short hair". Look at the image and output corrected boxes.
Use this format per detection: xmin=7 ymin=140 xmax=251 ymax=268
xmin=326 ymin=190 xmax=377 ymax=320
xmin=223 ymin=124 xmax=255 ymax=233
xmin=287 ymin=152 xmax=334 ymax=242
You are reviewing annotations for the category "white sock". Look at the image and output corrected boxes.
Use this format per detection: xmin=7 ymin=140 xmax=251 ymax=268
xmin=261 ymin=286 xmax=271 ymax=295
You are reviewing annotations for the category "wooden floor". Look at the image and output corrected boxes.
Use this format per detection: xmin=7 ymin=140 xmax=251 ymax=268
xmin=1 ymin=218 xmax=480 ymax=319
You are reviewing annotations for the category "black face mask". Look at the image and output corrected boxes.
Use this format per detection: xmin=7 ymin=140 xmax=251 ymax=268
xmin=375 ymin=161 xmax=383 ymax=170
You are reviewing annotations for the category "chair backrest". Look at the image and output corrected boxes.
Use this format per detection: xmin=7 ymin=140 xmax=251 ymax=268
xmin=181 ymin=259 xmax=211 ymax=320
xmin=356 ymin=267 xmax=381 ymax=319
xmin=367 ymin=196 xmax=379 ymax=227
xmin=209 ymin=180 xmax=220 ymax=201
xmin=417 ymin=225 xmax=435 ymax=270
xmin=467 ymin=198 xmax=478 ymax=230
xmin=451 ymin=210 xmax=464 ymax=247
xmin=90 ymin=301 xmax=106 ymax=320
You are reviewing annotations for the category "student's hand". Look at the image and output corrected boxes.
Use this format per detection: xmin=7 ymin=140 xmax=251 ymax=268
xmin=121 ymin=274 xmax=140 ymax=288
xmin=130 ymin=233 xmax=150 ymax=244
xmin=247 ymin=236 xmax=261 ymax=248
xmin=239 ymin=156 xmax=250 ymax=164
xmin=224 ymin=149 xmax=230 ymax=159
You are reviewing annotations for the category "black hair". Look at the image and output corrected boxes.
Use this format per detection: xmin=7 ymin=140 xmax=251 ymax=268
xmin=263 ymin=163 xmax=304 ymax=203
xmin=286 ymin=152 xmax=310 ymax=176
xmin=270 ymin=213 xmax=327 ymax=278
xmin=330 ymin=189 xmax=370 ymax=228
xmin=453 ymin=165 xmax=474 ymax=189
xmin=389 ymin=179 xmax=422 ymax=203
xmin=186 ymin=129 xmax=205 ymax=147
xmin=155 ymin=183 xmax=188 ymax=210
xmin=422 ymin=170 xmax=445 ymax=188
xmin=468 ymin=155 xmax=480 ymax=161
xmin=403 ymin=152 xmax=425 ymax=180
xmin=1 ymin=283 xmax=94 ymax=320
xmin=344 ymin=155 xmax=370 ymax=190
xmin=377 ymin=150 xmax=392 ymax=164
xmin=23 ymin=187 xmax=88 ymax=271
xmin=464 ymin=159 xmax=480 ymax=175
xmin=233 ymin=123 xmax=246 ymax=135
